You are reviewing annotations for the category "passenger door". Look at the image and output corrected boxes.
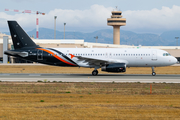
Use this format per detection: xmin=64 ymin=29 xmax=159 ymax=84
xmin=152 ymin=50 xmax=157 ymax=60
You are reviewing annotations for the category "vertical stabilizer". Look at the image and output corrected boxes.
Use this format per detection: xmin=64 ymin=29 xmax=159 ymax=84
xmin=8 ymin=21 xmax=37 ymax=49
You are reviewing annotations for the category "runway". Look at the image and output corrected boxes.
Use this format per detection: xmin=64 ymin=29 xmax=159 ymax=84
xmin=0 ymin=74 xmax=179 ymax=83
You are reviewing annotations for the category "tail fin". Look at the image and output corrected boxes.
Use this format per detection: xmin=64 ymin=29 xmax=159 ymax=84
xmin=8 ymin=21 xmax=38 ymax=49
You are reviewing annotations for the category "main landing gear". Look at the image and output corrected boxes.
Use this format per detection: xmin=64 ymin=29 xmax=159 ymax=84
xmin=152 ymin=67 xmax=156 ymax=76
xmin=92 ymin=66 xmax=100 ymax=76
xmin=92 ymin=70 xmax=98 ymax=76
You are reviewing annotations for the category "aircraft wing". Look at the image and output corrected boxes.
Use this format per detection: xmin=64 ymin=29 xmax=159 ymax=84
xmin=74 ymin=56 xmax=128 ymax=66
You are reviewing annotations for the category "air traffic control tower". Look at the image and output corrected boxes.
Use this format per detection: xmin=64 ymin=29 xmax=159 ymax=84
xmin=107 ymin=10 xmax=126 ymax=45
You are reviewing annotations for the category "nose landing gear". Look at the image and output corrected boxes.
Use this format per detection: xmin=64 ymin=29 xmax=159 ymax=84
xmin=152 ymin=67 xmax=156 ymax=76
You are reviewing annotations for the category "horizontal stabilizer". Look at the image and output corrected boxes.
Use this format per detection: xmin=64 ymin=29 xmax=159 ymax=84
xmin=4 ymin=51 xmax=28 ymax=57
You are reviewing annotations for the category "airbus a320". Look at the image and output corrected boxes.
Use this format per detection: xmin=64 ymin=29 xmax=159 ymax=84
xmin=4 ymin=21 xmax=178 ymax=76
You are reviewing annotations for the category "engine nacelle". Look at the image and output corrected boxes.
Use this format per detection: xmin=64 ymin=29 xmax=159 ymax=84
xmin=101 ymin=63 xmax=126 ymax=72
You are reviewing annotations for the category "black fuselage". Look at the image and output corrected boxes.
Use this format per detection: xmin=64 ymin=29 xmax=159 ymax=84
xmin=5 ymin=47 xmax=74 ymax=66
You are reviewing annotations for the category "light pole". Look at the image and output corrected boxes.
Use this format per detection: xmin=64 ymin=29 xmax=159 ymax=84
xmin=175 ymin=37 xmax=179 ymax=46
xmin=64 ymin=23 xmax=66 ymax=39
xmin=54 ymin=16 xmax=57 ymax=39
xmin=94 ymin=36 xmax=98 ymax=43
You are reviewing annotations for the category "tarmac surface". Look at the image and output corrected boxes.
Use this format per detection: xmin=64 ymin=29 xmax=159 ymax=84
xmin=0 ymin=73 xmax=179 ymax=83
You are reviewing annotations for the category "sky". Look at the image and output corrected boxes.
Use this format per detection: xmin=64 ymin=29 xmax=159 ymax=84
xmin=1 ymin=0 xmax=180 ymax=34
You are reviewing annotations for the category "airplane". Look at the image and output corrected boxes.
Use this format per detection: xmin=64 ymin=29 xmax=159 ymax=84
xmin=4 ymin=21 xmax=178 ymax=76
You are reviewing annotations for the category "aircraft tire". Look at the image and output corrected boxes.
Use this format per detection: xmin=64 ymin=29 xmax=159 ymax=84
xmin=92 ymin=70 xmax=98 ymax=76
xmin=152 ymin=72 xmax=156 ymax=76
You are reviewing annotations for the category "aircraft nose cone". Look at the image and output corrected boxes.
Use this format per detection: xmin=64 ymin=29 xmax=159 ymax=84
xmin=172 ymin=57 xmax=178 ymax=64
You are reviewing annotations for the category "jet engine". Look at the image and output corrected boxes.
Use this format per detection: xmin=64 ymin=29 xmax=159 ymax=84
xmin=101 ymin=63 xmax=126 ymax=72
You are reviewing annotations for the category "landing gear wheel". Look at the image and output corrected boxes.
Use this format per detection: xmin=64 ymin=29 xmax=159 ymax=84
xmin=92 ymin=70 xmax=98 ymax=76
xmin=152 ymin=72 xmax=156 ymax=76
xmin=151 ymin=67 xmax=156 ymax=76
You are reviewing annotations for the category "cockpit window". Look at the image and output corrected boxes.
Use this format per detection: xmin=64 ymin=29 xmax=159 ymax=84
xmin=163 ymin=53 xmax=171 ymax=56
